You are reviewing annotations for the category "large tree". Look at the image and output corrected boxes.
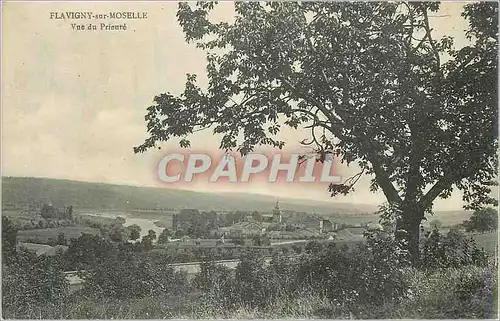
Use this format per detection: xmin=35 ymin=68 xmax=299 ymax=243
xmin=134 ymin=2 xmax=498 ymax=264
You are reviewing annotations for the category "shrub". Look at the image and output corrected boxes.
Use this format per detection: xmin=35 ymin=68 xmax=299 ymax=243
xmin=295 ymin=230 xmax=412 ymax=307
xmin=419 ymin=227 xmax=489 ymax=270
xmin=64 ymin=233 xmax=115 ymax=270
xmin=2 ymin=216 xmax=17 ymax=265
xmin=2 ymin=248 xmax=69 ymax=317
xmin=81 ymin=249 xmax=189 ymax=299
xmin=267 ymin=252 xmax=299 ymax=297
xmin=234 ymin=251 xmax=275 ymax=308
xmin=400 ymin=264 xmax=498 ymax=319
xmin=190 ymin=231 xmax=413 ymax=313
xmin=193 ymin=260 xmax=237 ymax=308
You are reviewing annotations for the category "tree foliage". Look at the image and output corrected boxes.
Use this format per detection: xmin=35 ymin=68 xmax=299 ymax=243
xmin=56 ymin=232 xmax=67 ymax=246
xmin=64 ymin=233 xmax=115 ymax=270
xmin=148 ymin=229 xmax=157 ymax=240
xmin=2 ymin=216 xmax=18 ymax=264
xmin=127 ymin=224 xmax=142 ymax=241
xmin=80 ymin=249 xmax=188 ymax=300
xmin=40 ymin=204 xmax=59 ymax=219
xmin=463 ymin=207 xmax=498 ymax=233
xmin=2 ymin=248 xmax=68 ymax=315
xmin=157 ymin=228 xmax=171 ymax=244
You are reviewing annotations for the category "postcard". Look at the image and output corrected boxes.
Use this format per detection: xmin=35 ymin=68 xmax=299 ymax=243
xmin=1 ymin=1 xmax=498 ymax=319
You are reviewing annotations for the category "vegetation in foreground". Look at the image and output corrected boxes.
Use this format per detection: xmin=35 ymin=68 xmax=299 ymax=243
xmin=8 ymin=265 xmax=494 ymax=319
xmin=2 ymin=212 xmax=497 ymax=319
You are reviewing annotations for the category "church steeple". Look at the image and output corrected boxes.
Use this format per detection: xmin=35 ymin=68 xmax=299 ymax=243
xmin=273 ymin=197 xmax=282 ymax=223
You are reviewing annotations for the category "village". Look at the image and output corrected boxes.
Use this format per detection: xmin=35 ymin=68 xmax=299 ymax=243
xmin=8 ymin=197 xmax=381 ymax=260
xmin=166 ymin=200 xmax=378 ymax=245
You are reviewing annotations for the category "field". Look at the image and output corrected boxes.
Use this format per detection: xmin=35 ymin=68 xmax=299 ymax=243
xmin=17 ymin=242 xmax=69 ymax=256
xmin=427 ymin=210 xmax=475 ymax=226
xmin=153 ymin=219 xmax=173 ymax=229
xmin=1 ymin=209 xmax=40 ymax=219
xmin=17 ymin=226 xmax=101 ymax=244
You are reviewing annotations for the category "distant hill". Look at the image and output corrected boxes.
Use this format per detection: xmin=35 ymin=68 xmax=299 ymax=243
xmin=2 ymin=177 xmax=378 ymax=215
xmin=426 ymin=210 xmax=474 ymax=226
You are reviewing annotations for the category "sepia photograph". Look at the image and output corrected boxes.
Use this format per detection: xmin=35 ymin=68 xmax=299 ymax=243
xmin=1 ymin=1 xmax=498 ymax=319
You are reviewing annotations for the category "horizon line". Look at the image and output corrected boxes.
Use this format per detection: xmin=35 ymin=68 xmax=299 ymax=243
xmin=1 ymin=174 xmax=380 ymax=207
xmin=1 ymin=175 xmax=471 ymax=212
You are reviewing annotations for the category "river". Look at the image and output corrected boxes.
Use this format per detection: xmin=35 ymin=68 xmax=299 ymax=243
xmin=80 ymin=211 xmax=165 ymax=238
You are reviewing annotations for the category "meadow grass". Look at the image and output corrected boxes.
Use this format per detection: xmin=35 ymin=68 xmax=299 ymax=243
xmin=17 ymin=226 xmax=101 ymax=244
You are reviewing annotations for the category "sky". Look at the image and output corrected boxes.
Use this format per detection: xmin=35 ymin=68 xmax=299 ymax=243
xmin=1 ymin=2 xmax=493 ymax=210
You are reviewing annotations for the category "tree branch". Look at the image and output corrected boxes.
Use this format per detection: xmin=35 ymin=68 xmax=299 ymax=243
xmin=418 ymin=175 xmax=454 ymax=209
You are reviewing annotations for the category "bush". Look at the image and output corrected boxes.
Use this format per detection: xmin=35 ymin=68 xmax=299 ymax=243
xmin=2 ymin=216 xmax=17 ymax=265
xmin=64 ymin=233 xmax=115 ymax=270
xmin=419 ymin=227 xmax=489 ymax=270
xmin=192 ymin=251 xmax=287 ymax=309
xmin=267 ymin=253 xmax=299 ymax=297
xmin=193 ymin=260 xmax=237 ymax=308
xmin=234 ymin=251 xmax=276 ymax=308
xmin=399 ymin=264 xmax=498 ymax=319
xmin=189 ymin=230 xmax=415 ymax=311
xmin=2 ymin=248 xmax=69 ymax=317
xmin=294 ymin=230 xmax=411 ymax=307
xmin=81 ymin=249 xmax=189 ymax=299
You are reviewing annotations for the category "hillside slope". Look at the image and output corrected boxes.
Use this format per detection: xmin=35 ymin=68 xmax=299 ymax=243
xmin=2 ymin=177 xmax=377 ymax=215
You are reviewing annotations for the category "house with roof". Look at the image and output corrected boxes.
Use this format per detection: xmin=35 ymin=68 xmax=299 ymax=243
xmin=228 ymin=221 xmax=265 ymax=237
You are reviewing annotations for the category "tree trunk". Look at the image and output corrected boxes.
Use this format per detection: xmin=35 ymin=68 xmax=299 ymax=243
xmin=405 ymin=217 xmax=422 ymax=266
xmin=396 ymin=206 xmax=425 ymax=266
